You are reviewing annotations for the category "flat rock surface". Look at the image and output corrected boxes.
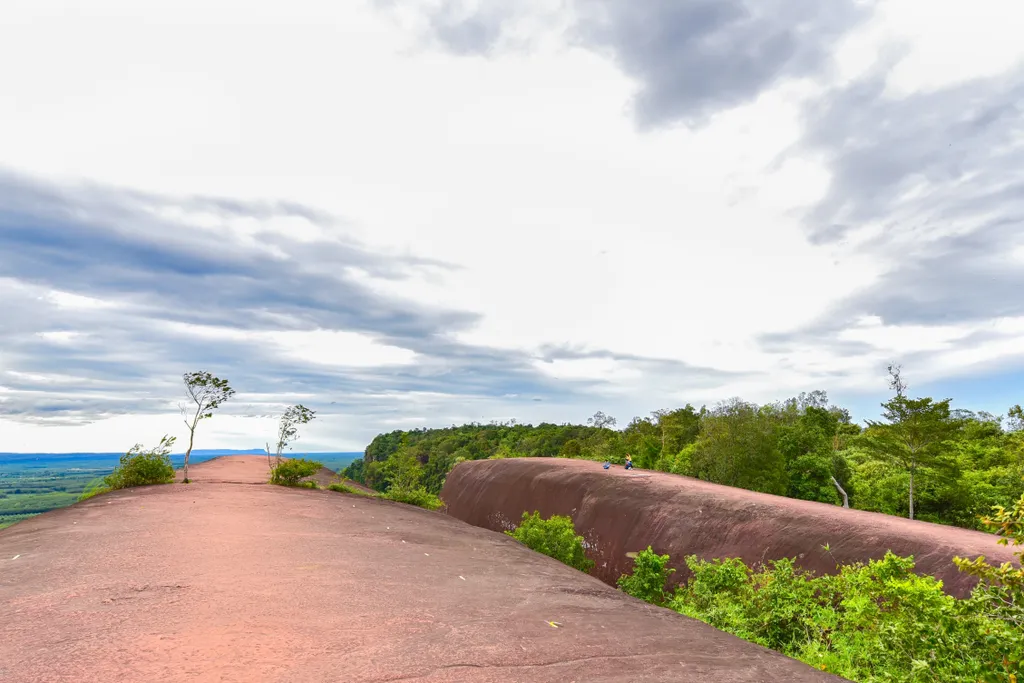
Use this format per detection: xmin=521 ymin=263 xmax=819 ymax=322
xmin=0 ymin=456 xmax=843 ymax=683
xmin=441 ymin=458 xmax=1018 ymax=597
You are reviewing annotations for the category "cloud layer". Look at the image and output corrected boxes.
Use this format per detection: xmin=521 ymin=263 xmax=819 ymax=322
xmin=0 ymin=171 xmax=730 ymax=447
xmin=2 ymin=0 xmax=1023 ymax=450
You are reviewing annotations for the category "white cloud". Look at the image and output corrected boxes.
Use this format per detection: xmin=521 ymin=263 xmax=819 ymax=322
xmin=2 ymin=0 xmax=1023 ymax=451
xmin=833 ymin=0 xmax=1024 ymax=93
xmin=170 ymin=323 xmax=417 ymax=368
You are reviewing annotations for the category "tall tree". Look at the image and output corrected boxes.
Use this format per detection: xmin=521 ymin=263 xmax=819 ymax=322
xmin=651 ymin=405 xmax=703 ymax=468
xmin=179 ymin=371 xmax=235 ymax=483
xmin=690 ymin=399 xmax=788 ymax=495
xmin=863 ymin=367 xmax=956 ymax=520
xmin=587 ymin=411 xmax=617 ymax=429
xmin=1008 ymin=404 xmax=1024 ymax=432
xmin=622 ymin=416 xmax=661 ymax=469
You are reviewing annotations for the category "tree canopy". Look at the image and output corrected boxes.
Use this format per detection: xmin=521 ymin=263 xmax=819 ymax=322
xmin=344 ymin=386 xmax=1024 ymax=532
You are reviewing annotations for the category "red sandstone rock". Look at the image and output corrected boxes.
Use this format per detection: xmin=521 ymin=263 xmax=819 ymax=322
xmin=440 ymin=457 xmax=1019 ymax=597
xmin=0 ymin=456 xmax=843 ymax=682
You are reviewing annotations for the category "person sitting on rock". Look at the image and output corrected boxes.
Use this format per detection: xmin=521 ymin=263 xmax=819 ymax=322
xmin=624 ymin=454 xmax=633 ymax=470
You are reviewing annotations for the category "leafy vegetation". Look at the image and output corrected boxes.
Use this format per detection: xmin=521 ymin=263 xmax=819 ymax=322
xmin=345 ymin=375 xmax=1024 ymax=531
xmin=325 ymin=476 xmax=442 ymax=510
xmin=955 ymin=490 xmax=1024 ymax=629
xmin=498 ymin=508 xmax=1023 ymax=680
xmin=327 ymin=479 xmax=374 ymax=496
xmin=661 ymin=550 xmax=1022 ymax=682
xmin=617 ymin=546 xmax=674 ymax=606
xmin=505 ymin=511 xmax=595 ymax=573
xmin=77 ymin=436 xmax=178 ymax=501
xmin=614 ymin=494 xmax=1024 ymax=683
xmin=269 ymin=458 xmax=323 ymax=486
xmin=381 ymin=486 xmax=444 ymax=510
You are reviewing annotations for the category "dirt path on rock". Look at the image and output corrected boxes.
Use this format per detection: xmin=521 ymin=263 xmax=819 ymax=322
xmin=1 ymin=456 xmax=843 ymax=683
xmin=182 ymin=454 xmax=374 ymax=493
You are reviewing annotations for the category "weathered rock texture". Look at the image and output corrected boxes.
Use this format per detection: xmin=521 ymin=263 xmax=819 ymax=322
xmin=440 ymin=457 xmax=1018 ymax=597
xmin=0 ymin=456 xmax=843 ymax=683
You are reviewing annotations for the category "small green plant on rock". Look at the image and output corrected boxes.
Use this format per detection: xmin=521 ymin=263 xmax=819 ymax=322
xmin=506 ymin=511 xmax=594 ymax=573
xmin=618 ymin=546 xmax=675 ymax=606
xmin=382 ymin=486 xmax=443 ymax=510
xmin=327 ymin=478 xmax=373 ymax=496
xmin=269 ymin=458 xmax=323 ymax=486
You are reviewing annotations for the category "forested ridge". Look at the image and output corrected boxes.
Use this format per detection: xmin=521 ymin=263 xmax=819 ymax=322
xmin=345 ymin=372 xmax=1024 ymax=531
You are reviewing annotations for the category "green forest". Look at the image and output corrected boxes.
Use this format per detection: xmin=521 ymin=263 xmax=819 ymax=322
xmin=344 ymin=371 xmax=1024 ymax=531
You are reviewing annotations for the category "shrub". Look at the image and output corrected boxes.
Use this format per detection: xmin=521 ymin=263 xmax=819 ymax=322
xmin=559 ymin=439 xmax=583 ymax=458
xmin=269 ymin=458 xmax=323 ymax=486
xmin=506 ymin=511 xmax=594 ymax=573
xmin=382 ymin=486 xmax=443 ymax=510
xmin=80 ymin=436 xmax=177 ymax=501
xmin=661 ymin=550 xmax=1023 ymax=682
xmin=956 ymin=489 xmax=1024 ymax=628
xmin=617 ymin=546 xmax=675 ymax=606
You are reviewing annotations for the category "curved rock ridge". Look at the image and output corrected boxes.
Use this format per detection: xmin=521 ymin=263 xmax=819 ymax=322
xmin=439 ymin=457 xmax=1019 ymax=597
xmin=0 ymin=456 xmax=842 ymax=682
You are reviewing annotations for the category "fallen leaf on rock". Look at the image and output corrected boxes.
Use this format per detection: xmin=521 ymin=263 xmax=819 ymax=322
xmin=459 ymin=576 xmax=465 ymax=581
xmin=11 ymin=555 xmax=20 ymax=560
xmin=547 ymin=621 xmax=562 ymax=628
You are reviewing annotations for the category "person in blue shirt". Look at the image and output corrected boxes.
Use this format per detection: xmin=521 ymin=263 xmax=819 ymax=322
xmin=624 ymin=454 xmax=633 ymax=470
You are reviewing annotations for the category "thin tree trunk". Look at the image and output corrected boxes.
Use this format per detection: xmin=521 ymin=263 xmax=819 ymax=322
xmin=908 ymin=468 xmax=915 ymax=520
xmin=184 ymin=418 xmax=197 ymax=482
xmin=831 ymin=476 xmax=850 ymax=508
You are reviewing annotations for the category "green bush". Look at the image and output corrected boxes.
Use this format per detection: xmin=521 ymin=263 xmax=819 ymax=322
xmin=382 ymin=486 xmax=443 ymax=510
xmin=650 ymin=550 xmax=1023 ymax=682
xmin=956 ymin=489 xmax=1024 ymax=629
xmin=617 ymin=547 xmax=675 ymax=606
xmin=80 ymin=436 xmax=176 ymax=501
xmin=506 ymin=511 xmax=594 ymax=573
xmin=269 ymin=458 xmax=323 ymax=486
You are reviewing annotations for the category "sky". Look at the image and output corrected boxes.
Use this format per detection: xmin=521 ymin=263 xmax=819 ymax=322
xmin=1 ymin=0 xmax=1023 ymax=453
